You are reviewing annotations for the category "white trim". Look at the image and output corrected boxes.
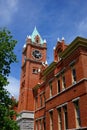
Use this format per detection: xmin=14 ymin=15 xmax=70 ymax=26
xmin=55 ymin=72 xmax=61 ymax=77
xmin=49 ymin=109 xmax=53 ymax=112
xmin=17 ymin=111 xmax=34 ymax=120
xmin=69 ymin=60 xmax=76 ymax=66
xmin=48 ymin=77 xmax=54 ymax=83
xmin=46 ymin=78 xmax=87 ymax=102
xmin=72 ymin=97 xmax=80 ymax=102
xmin=55 ymin=67 xmax=66 ymax=77
xmin=39 ymin=91 xmax=45 ymax=96
xmin=35 ymin=116 xmax=45 ymax=121
xmin=67 ymin=127 xmax=87 ymax=130
xmin=56 ymin=102 xmax=68 ymax=109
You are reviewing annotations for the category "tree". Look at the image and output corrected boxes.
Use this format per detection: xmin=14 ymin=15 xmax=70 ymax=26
xmin=0 ymin=28 xmax=19 ymax=130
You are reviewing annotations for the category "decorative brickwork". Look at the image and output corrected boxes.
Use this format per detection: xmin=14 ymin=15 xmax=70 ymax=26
xmin=17 ymin=28 xmax=47 ymax=130
xmin=33 ymin=37 xmax=87 ymax=130
xmin=18 ymin=29 xmax=87 ymax=130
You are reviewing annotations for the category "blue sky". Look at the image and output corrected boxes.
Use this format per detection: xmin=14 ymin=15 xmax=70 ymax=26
xmin=1 ymin=0 xmax=87 ymax=98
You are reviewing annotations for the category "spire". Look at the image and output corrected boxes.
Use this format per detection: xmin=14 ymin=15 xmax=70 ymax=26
xmin=32 ymin=26 xmax=39 ymax=37
xmin=31 ymin=27 xmax=44 ymax=44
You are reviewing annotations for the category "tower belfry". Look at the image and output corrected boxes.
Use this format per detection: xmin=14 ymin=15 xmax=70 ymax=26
xmin=17 ymin=27 xmax=47 ymax=130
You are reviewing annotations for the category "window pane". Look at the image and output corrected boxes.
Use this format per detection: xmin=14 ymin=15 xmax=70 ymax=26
xmin=63 ymin=105 xmax=68 ymax=129
xmin=50 ymin=111 xmax=53 ymax=130
xmin=49 ymin=82 xmax=52 ymax=97
xmin=40 ymin=95 xmax=42 ymax=107
xmin=33 ymin=68 xmax=38 ymax=74
xmin=74 ymin=100 xmax=81 ymax=128
xmin=62 ymin=75 xmax=66 ymax=89
xmin=72 ymin=67 xmax=76 ymax=83
xmin=58 ymin=108 xmax=62 ymax=130
xmin=58 ymin=80 xmax=61 ymax=92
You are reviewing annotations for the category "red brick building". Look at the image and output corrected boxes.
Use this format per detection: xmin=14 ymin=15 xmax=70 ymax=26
xmin=17 ymin=28 xmax=87 ymax=130
xmin=17 ymin=27 xmax=47 ymax=130
xmin=33 ymin=36 xmax=87 ymax=130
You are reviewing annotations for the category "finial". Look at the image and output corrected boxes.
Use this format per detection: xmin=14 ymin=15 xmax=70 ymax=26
xmin=27 ymin=35 xmax=31 ymax=39
xmin=57 ymin=37 xmax=60 ymax=42
xmin=44 ymin=39 xmax=47 ymax=43
xmin=45 ymin=60 xmax=48 ymax=65
xmin=23 ymin=44 xmax=26 ymax=48
xmin=53 ymin=46 xmax=56 ymax=50
xmin=42 ymin=62 xmax=46 ymax=67
xmin=35 ymin=26 xmax=37 ymax=30
xmin=62 ymin=37 xmax=65 ymax=41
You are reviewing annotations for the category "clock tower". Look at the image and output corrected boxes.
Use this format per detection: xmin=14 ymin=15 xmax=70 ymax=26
xmin=17 ymin=27 xmax=47 ymax=130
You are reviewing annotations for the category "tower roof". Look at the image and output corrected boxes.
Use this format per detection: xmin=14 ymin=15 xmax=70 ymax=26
xmin=31 ymin=27 xmax=44 ymax=44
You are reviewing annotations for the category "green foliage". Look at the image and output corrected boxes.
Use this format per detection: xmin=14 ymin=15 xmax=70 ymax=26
xmin=0 ymin=28 xmax=19 ymax=130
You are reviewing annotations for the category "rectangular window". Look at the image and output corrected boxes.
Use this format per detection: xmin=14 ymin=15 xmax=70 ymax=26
xmin=57 ymin=108 xmax=62 ymax=130
xmin=32 ymin=68 xmax=38 ymax=74
xmin=39 ymin=119 xmax=42 ymax=130
xmin=74 ymin=100 xmax=81 ymax=128
xmin=49 ymin=82 xmax=52 ymax=97
xmin=62 ymin=74 xmax=66 ymax=89
xmin=71 ymin=67 xmax=76 ymax=84
xmin=49 ymin=111 xmax=53 ymax=130
xmin=39 ymin=119 xmax=41 ymax=130
xmin=40 ymin=95 xmax=42 ymax=107
xmin=43 ymin=93 xmax=45 ymax=106
xmin=57 ymin=79 xmax=61 ymax=93
xmin=43 ymin=118 xmax=46 ymax=130
xmin=36 ymin=121 xmax=38 ymax=130
xmin=63 ymin=105 xmax=68 ymax=129
xmin=35 ymin=97 xmax=38 ymax=110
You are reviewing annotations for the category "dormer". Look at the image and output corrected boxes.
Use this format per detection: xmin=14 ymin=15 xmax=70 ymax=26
xmin=35 ymin=35 xmax=40 ymax=43
xmin=54 ymin=37 xmax=68 ymax=62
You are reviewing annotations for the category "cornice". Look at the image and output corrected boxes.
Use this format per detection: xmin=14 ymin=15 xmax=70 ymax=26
xmin=60 ymin=36 xmax=87 ymax=59
xmin=26 ymin=58 xmax=42 ymax=64
xmin=42 ymin=61 xmax=57 ymax=76
xmin=33 ymin=83 xmax=40 ymax=91
xmin=22 ymin=42 xmax=47 ymax=54
xmin=27 ymin=42 xmax=47 ymax=49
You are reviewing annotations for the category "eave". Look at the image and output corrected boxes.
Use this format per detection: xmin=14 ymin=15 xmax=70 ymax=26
xmin=42 ymin=61 xmax=57 ymax=77
xmin=33 ymin=81 xmax=45 ymax=91
xmin=33 ymin=83 xmax=40 ymax=91
xmin=60 ymin=36 xmax=87 ymax=59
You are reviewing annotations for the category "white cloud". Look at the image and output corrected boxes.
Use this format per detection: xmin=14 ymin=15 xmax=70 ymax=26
xmin=0 ymin=0 xmax=18 ymax=26
xmin=6 ymin=76 xmax=20 ymax=100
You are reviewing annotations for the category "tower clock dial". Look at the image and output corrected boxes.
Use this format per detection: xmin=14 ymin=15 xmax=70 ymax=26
xmin=32 ymin=50 xmax=42 ymax=60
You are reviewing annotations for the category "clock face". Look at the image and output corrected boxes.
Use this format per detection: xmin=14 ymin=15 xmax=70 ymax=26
xmin=32 ymin=50 xmax=42 ymax=60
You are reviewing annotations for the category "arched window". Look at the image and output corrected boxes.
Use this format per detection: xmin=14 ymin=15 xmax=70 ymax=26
xmin=35 ymin=35 xmax=40 ymax=43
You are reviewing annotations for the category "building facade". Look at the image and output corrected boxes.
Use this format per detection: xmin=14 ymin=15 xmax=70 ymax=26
xmin=17 ymin=27 xmax=47 ymax=130
xmin=33 ymin=37 xmax=87 ymax=130
xmin=18 ymin=28 xmax=87 ymax=130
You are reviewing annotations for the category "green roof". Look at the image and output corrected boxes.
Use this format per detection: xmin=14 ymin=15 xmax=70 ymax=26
xmin=31 ymin=27 xmax=44 ymax=44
